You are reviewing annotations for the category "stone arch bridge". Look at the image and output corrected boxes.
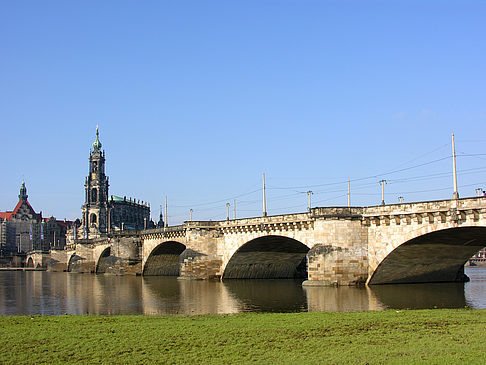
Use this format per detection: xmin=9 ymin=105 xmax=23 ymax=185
xmin=34 ymin=197 xmax=486 ymax=285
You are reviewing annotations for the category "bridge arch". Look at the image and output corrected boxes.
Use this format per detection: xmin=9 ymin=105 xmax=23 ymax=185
xmin=95 ymin=247 xmax=111 ymax=274
xmin=143 ymin=240 xmax=186 ymax=276
xmin=368 ymin=226 xmax=486 ymax=284
xmin=67 ymin=254 xmax=77 ymax=272
xmin=26 ymin=257 xmax=34 ymax=268
xmin=222 ymin=235 xmax=309 ymax=279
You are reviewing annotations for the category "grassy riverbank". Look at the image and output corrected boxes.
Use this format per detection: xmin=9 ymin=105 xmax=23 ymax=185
xmin=1 ymin=309 xmax=485 ymax=364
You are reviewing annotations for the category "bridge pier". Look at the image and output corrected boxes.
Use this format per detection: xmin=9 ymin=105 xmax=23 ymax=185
xmin=180 ymin=254 xmax=223 ymax=280
xmin=302 ymin=217 xmax=368 ymax=286
xmin=303 ymin=245 xmax=368 ymax=286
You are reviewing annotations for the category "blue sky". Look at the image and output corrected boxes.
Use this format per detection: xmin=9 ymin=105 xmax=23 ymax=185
xmin=1 ymin=1 xmax=485 ymax=224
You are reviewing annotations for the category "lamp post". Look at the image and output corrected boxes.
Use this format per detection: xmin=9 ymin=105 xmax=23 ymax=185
xmin=226 ymin=203 xmax=230 ymax=221
xmin=190 ymin=209 xmax=193 ymax=222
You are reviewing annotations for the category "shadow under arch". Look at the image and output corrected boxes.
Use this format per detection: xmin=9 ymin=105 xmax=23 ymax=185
xmin=143 ymin=241 xmax=186 ymax=276
xmin=96 ymin=247 xmax=111 ymax=274
xmin=67 ymin=254 xmax=84 ymax=272
xmin=369 ymin=226 xmax=486 ymax=285
xmin=223 ymin=235 xmax=309 ymax=279
xmin=26 ymin=257 xmax=34 ymax=268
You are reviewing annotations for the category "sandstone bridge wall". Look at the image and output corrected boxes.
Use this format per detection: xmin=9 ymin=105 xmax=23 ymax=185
xmin=42 ymin=197 xmax=486 ymax=285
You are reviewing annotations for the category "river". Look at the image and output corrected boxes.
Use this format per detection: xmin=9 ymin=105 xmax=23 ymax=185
xmin=1 ymin=267 xmax=485 ymax=315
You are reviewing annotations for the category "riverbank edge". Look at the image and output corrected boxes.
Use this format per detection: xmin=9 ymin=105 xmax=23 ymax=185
xmin=1 ymin=309 xmax=486 ymax=364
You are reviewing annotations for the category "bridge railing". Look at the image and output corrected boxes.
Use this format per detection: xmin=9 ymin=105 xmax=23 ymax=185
xmin=364 ymin=196 xmax=486 ymax=216
xmin=311 ymin=207 xmax=364 ymax=218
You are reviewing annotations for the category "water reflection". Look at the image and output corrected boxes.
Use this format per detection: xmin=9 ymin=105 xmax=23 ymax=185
xmin=304 ymin=286 xmax=382 ymax=312
xmin=142 ymin=278 xmax=240 ymax=315
xmin=223 ymin=279 xmax=307 ymax=312
xmin=0 ymin=267 xmax=485 ymax=315
xmin=368 ymin=283 xmax=466 ymax=309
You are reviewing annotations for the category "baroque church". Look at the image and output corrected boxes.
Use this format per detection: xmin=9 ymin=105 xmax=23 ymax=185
xmin=69 ymin=127 xmax=153 ymax=242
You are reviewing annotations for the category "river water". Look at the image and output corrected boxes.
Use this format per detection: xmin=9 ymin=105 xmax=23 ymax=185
xmin=1 ymin=267 xmax=486 ymax=315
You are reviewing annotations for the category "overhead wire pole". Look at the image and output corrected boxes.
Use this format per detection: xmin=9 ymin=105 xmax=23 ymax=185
xmin=226 ymin=203 xmax=230 ymax=221
xmin=233 ymin=199 xmax=236 ymax=220
xmin=307 ymin=191 xmax=313 ymax=212
xmin=452 ymin=133 xmax=459 ymax=199
xmin=190 ymin=209 xmax=193 ymax=222
xmin=347 ymin=180 xmax=351 ymax=207
xmin=164 ymin=196 xmax=168 ymax=228
xmin=262 ymin=172 xmax=267 ymax=217
xmin=379 ymin=180 xmax=387 ymax=205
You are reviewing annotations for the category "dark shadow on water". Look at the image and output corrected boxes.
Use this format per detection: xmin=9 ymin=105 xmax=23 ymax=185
xmin=222 ymin=279 xmax=307 ymax=312
xmin=369 ymin=282 xmax=466 ymax=309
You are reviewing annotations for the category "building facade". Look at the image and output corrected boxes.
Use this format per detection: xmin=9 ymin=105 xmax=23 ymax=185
xmin=42 ymin=216 xmax=72 ymax=250
xmin=0 ymin=182 xmax=42 ymax=256
xmin=0 ymin=182 xmax=73 ymax=260
xmin=109 ymin=195 xmax=150 ymax=231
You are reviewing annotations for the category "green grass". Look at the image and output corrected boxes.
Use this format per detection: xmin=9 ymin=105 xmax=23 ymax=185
xmin=1 ymin=309 xmax=486 ymax=364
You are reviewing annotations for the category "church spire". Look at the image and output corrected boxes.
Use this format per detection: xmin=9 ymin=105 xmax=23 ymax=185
xmin=92 ymin=125 xmax=102 ymax=151
xmin=83 ymin=126 xmax=109 ymax=238
xmin=19 ymin=181 xmax=28 ymax=202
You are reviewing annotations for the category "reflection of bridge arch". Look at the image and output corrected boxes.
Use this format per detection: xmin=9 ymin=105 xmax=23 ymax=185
xmin=223 ymin=235 xmax=309 ymax=279
xmin=369 ymin=226 xmax=486 ymax=284
xmin=143 ymin=241 xmax=186 ymax=276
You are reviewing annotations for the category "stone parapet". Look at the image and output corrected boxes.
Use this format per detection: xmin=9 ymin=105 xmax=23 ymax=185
xmin=364 ymin=197 xmax=486 ymax=216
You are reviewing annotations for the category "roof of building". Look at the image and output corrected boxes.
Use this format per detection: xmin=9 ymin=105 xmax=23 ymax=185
xmin=93 ymin=126 xmax=102 ymax=150
xmin=41 ymin=217 xmax=73 ymax=226
xmin=0 ymin=184 xmax=42 ymax=221
xmin=110 ymin=195 xmax=125 ymax=202
xmin=12 ymin=199 xmax=41 ymax=220
xmin=0 ymin=211 xmax=13 ymax=220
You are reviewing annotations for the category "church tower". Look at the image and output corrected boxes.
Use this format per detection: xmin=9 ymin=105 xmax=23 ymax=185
xmin=81 ymin=126 xmax=110 ymax=238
